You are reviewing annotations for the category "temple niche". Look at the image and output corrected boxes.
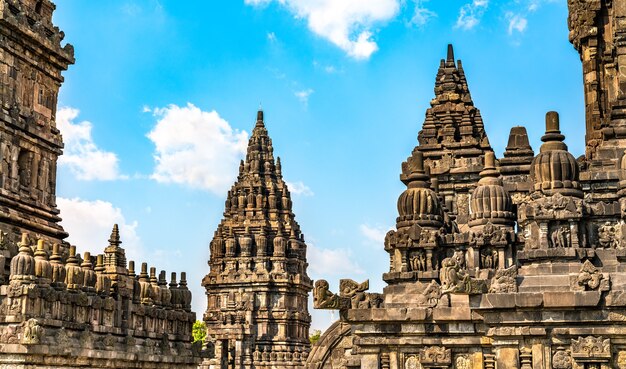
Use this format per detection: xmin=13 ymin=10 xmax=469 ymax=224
xmin=305 ymin=0 xmax=626 ymax=367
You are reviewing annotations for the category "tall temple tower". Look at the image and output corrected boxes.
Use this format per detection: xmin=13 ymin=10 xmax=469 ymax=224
xmin=415 ymin=45 xmax=493 ymax=227
xmin=0 ymin=0 xmax=74 ymax=247
xmin=202 ymin=110 xmax=312 ymax=369
xmin=568 ymin=0 xmax=626 ymax=167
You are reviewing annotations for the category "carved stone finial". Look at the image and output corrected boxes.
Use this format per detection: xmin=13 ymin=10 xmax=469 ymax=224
xmin=65 ymin=246 xmax=84 ymax=291
xmin=530 ymin=111 xmax=581 ymax=197
xmin=446 ymin=44 xmax=455 ymax=64
xmin=128 ymin=260 xmax=136 ymax=277
xmin=9 ymin=233 xmax=36 ymax=285
xmin=108 ymin=224 xmax=122 ymax=246
xmin=33 ymin=239 xmax=51 ymax=286
xmin=540 ymin=111 xmax=567 ymax=152
xmin=49 ymin=243 xmax=66 ymax=290
xmin=256 ymin=109 xmax=264 ymax=127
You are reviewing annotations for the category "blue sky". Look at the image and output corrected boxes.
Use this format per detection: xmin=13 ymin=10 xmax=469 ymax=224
xmin=52 ymin=0 xmax=582 ymax=330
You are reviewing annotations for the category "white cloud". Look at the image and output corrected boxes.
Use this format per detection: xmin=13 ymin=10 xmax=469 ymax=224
xmin=507 ymin=13 xmax=527 ymax=34
xmin=313 ymin=61 xmax=341 ymax=74
xmin=267 ymin=31 xmax=277 ymax=42
xmin=527 ymin=0 xmax=558 ymax=12
xmin=146 ymin=103 xmax=249 ymax=194
xmin=307 ymin=243 xmax=364 ymax=277
xmin=294 ymin=88 xmax=314 ymax=106
xmin=56 ymin=107 xmax=125 ymax=181
xmin=245 ymin=0 xmax=271 ymax=5
xmin=360 ymin=224 xmax=390 ymax=245
xmin=57 ymin=197 xmax=144 ymax=263
xmin=455 ymin=0 xmax=489 ymax=30
xmin=286 ymin=181 xmax=314 ymax=196
xmin=410 ymin=0 xmax=436 ymax=27
xmin=245 ymin=0 xmax=400 ymax=60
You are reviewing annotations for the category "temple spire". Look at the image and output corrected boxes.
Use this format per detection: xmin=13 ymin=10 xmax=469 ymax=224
xmin=203 ymin=108 xmax=312 ymax=362
xmin=108 ymin=224 xmax=121 ymax=247
xmin=256 ymin=109 xmax=264 ymax=128
xmin=446 ymin=44 xmax=455 ymax=66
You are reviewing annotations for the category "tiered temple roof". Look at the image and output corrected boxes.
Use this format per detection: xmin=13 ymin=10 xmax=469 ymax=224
xmin=202 ymin=110 xmax=312 ymax=369
xmin=414 ymin=45 xmax=493 ymax=226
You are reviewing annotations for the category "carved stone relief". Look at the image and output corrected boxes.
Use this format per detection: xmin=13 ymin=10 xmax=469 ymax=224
xmin=552 ymin=349 xmax=572 ymax=369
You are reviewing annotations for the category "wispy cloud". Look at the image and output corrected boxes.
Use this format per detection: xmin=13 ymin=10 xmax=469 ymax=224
xmin=267 ymin=31 xmax=277 ymax=42
xmin=286 ymin=181 xmax=314 ymax=196
xmin=455 ymin=0 xmax=489 ymax=30
xmin=360 ymin=224 xmax=391 ymax=245
xmin=245 ymin=0 xmax=401 ymax=60
xmin=307 ymin=243 xmax=364 ymax=277
xmin=56 ymin=107 xmax=126 ymax=181
xmin=313 ymin=61 xmax=342 ymax=74
xmin=294 ymin=88 xmax=314 ymax=106
xmin=410 ymin=0 xmax=436 ymax=27
xmin=146 ymin=103 xmax=248 ymax=194
xmin=58 ymin=197 xmax=144 ymax=263
xmin=506 ymin=12 xmax=527 ymax=35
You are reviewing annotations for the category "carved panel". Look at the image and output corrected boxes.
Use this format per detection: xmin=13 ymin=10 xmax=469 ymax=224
xmin=552 ymin=349 xmax=572 ymax=369
xmin=570 ymin=336 xmax=610 ymax=360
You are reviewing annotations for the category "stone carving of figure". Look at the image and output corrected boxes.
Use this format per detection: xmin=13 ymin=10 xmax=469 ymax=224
xmin=550 ymin=226 xmax=571 ymax=248
xmin=9 ymin=146 xmax=19 ymax=191
xmin=47 ymin=160 xmax=57 ymax=206
xmin=598 ymin=221 xmax=618 ymax=248
xmin=22 ymin=319 xmax=43 ymax=344
xmin=313 ymin=280 xmax=344 ymax=309
xmin=247 ymin=187 xmax=255 ymax=209
xmin=38 ymin=158 xmax=49 ymax=201
xmin=410 ymin=250 xmax=427 ymax=272
xmin=17 ymin=150 xmax=32 ymax=188
xmin=481 ymin=248 xmax=498 ymax=269
xmin=0 ymin=141 xmax=11 ymax=189
xmin=453 ymin=249 xmax=465 ymax=269
xmin=441 ymin=257 xmax=470 ymax=293
xmin=416 ymin=280 xmax=442 ymax=307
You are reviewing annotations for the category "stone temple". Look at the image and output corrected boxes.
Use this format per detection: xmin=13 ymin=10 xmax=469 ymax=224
xmin=307 ymin=1 xmax=626 ymax=369
xmin=0 ymin=0 xmax=198 ymax=367
xmin=2 ymin=0 xmax=626 ymax=368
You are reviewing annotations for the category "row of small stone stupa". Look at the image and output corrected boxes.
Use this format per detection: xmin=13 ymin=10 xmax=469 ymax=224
xmin=0 ymin=224 xmax=196 ymax=355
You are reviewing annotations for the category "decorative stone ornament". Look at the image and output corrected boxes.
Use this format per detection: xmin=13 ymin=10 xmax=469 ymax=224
xmin=530 ymin=112 xmax=582 ymax=198
xmin=9 ymin=233 xmax=35 ymax=285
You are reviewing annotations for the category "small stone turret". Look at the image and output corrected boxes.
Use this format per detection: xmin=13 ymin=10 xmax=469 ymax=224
xmin=81 ymin=252 xmax=97 ymax=295
xmin=469 ymin=151 xmax=514 ymax=228
xmin=65 ymin=246 xmax=84 ymax=291
xmin=33 ymin=239 xmax=52 ymax=286
xmin=49 ymin=243 xmax=66 ymax=290
xmin=9 ymin=233 xmax=35 ymax=285
xmin=530 ymin=112 xmax=582 ymax=198
xmin=397 ymin=151 xmax=444 ymax=229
